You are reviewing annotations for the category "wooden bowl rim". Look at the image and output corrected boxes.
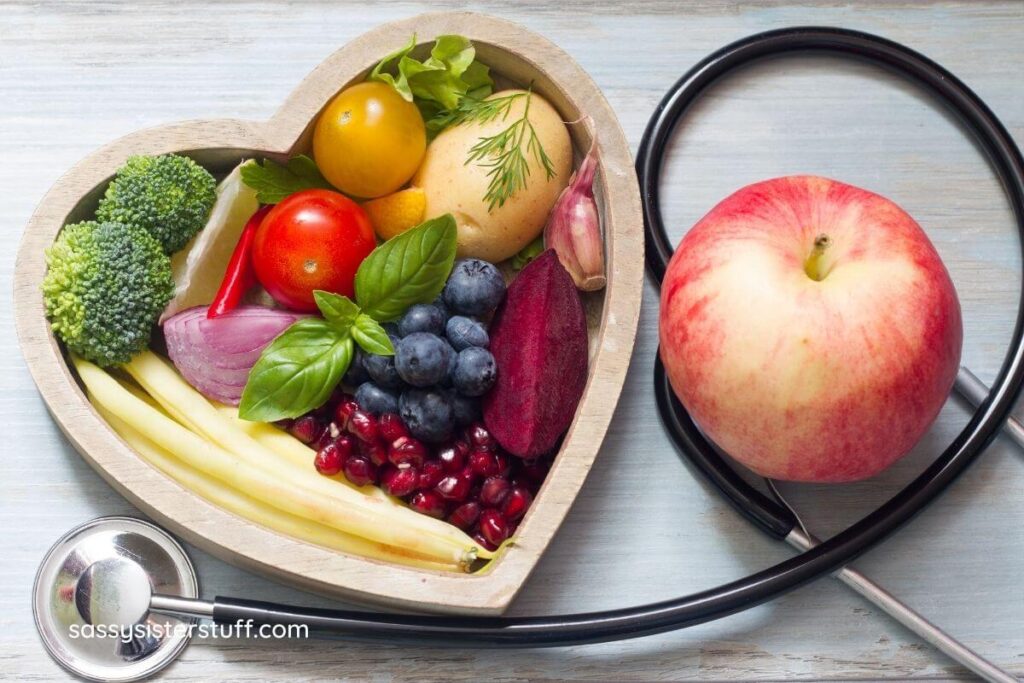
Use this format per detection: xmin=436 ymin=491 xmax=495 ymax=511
xmin=12 ymin=10 xmax=643 ymax=615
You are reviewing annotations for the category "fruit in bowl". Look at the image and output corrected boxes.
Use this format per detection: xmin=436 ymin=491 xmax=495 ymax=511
xmin=659 ymin=175 xmax=962 ymax=482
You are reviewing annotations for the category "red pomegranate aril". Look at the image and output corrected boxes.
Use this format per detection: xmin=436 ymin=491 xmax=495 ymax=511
xmin=502 ymin=486 xmax=533 ymax=521
xmin=380 ymin=465 xmax=419 ymax=497
xmin=435 ymin=473 xmax=472 ymax=502
xmin=388 ymin=436 xmax=427 ymax=468
xmin=471 ymin=532 xmax=495 ymax=552
xmin=453 ymin=438 xmax=471 ymax=458
xmin=289 ymin=415 xmax=322 ymax=444
xmin=418 ymin=460 xmax=444 ymax=490
xmin=468 ymin=449 xmax=500 ymax=477
xmin=466 ymin=422 xmax=495 ymax=451
xmin=494 ymin=453 xmax=510 ymax=476
xmin=334 ymin=434 xmax=356 ymax=458
xmin=334 ymin=398 xmax=359 ymax=430
xmin=313 ymin=442 xmax=344 ymax=476
xmin=479 ymin=509 xmax=509 ymax=547
xmin=436 ymin=445 xmax=465 ymax=473
xmin=347 ymin=409 xmax=378 ymax=442
xmin=522 ymin=458 xmax=550 ymax=481
xmin=409 ymin=490 xmax=447 ymax=519
xmin=379 ymin=412 xmax=408 ymax=442
xmin=358 ymin=439 xmax=388 ymax=467
xmin=343 ymin=455 xmax=376 ymax=487
xmin=448 ymin=501 xmax=480 ymax=530
xmin=479 ymin=476 xmax=511 ymax=507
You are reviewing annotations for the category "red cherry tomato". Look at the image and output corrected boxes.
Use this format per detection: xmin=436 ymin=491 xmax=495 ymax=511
xmin=252 ymin=189 xmax=376 ymax=311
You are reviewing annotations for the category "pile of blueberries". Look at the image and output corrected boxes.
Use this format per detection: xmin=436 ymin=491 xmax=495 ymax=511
xmin=345 ymin=258 xmax=507 ymax=443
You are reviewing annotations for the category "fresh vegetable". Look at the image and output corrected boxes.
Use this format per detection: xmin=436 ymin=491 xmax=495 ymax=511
xmin=97 ymin=154 xmax=217 ymax=254
xmin=239 ymin=155 xmax=333 ymax=204
xmin=108 ymin=351 xmax=489 ymax=562
xmin=163 ymin=305 xmax=306 ymax=405
xmin=412 ymin=90 xmax=572 ymax=262
xmin=483 ymin=250 xmax=588 ymax=457
xmin=251 ymin=189 xmax=376 ymax=311
xmin=511 ymin=236 xmax=544 ymax=271
xmin=362 ymin=187 xmax=426 ymax=240
xmin=42 ymin=221 xmax=174 ymax=367
xmin=544 ymin=139 xmax=606 ymax=291
xmin=207 ymin=206 xmax=272 ymax=318
xmin=239 ymin=215 xmax=458 ymax=422
xmin=369 ymin=34 xmax=493 ymax=137
xmin=161 ymin=161 xmax=261 ymax=322
xmin=313 ymin=82 xmax=426 ymax=198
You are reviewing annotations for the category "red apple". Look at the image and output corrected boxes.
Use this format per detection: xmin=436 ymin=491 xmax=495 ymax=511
xmin=659 ymin=176 xmax=962 ymax=482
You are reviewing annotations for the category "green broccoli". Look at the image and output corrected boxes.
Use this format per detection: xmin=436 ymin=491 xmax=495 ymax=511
xmin=97 ymin=154 xmax=217 ymax=254
xmin=42 ymin=221 xmax=175 ymax=367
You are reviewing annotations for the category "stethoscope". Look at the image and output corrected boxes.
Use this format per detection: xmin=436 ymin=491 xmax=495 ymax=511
xmin=33 ymin=27 xmax=1024 ymax=682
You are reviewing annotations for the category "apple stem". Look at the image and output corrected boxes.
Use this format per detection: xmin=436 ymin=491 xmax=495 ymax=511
xmin=804 ymin=233 xmax=833 ymax=281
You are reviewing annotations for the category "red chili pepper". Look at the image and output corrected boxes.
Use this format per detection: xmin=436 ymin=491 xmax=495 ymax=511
xmin=207 ymin=205 xmax=273 ymax=319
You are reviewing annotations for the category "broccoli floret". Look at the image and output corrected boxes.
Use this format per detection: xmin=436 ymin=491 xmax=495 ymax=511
xmin=97 ymin=154 xmax=216 ymax=254
xmin=42 ymin=221 xmax=175 ymax=367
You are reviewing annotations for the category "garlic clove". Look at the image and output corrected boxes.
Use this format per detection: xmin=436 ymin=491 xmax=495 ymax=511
xmin=543 ymin=141 xmax=606 ymax=291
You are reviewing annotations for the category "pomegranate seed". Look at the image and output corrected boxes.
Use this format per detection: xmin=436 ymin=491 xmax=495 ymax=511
xmin=435 ymin=473 xmax=472 ymax=502
xmin=418 ymin=461 xmax=444 ymax=490
xmin=381 ymin=465 xmax=419 ymax=497
xmin=334 ymin=399 xmax=359 ymax=430
xmin=502 ymin=486 xmax=532 ymax=521
xmin=522 ymin=458 xmax=549 ymax=482
xmin=409 ymin=490 xmax=447 ymax=518
xmin=453 ymin=438 xmax=471 ymax=458
xmin=313 ymin=442 xmax=344 ymax=476
xmin=479 ymin=477 xmax=510 ymax=507
xmin=289 ymin=415 xmax=322 ymax=444
xmin=466 ymin=423 xmax=495 ymax=451
xmin=473 ymin=531 xmax=497 ymax=552
xmin=468 ymin=450 xmax=500 ymax=477
xmin=436 ymin=445 xmax=465 ymax=473
xmin=379 ymin=413 xmax=408 ymax=443
xmin=494 ymin=453 xmax=510 ymax=476
xmin=388 ymin=436 xmax=427 ymax=468
xmin=347 ymin=410 xmax=378 ymax=442
xmin=448 ymin=501 xmax=480 ymax=530
xmin=343 ymin=456 xmax=376 ymax=486
xmin=334 ymin=434 xmax=356 ymax=459
xmin=479 ymin=509 xmax=509 ymax=547
xmin=358 ymin=439 xmax=388 ymax=467
xmin=332 ymin=390 xmax=355 ymax=407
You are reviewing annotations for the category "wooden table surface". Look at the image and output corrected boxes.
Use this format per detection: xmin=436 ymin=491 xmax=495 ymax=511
xmin=2 ymin=1 xmax=1022 ymax=680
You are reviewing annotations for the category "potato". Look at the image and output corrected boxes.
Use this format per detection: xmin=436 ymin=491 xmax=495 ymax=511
xmin=413 ymin=90 xmax=572 ymax=262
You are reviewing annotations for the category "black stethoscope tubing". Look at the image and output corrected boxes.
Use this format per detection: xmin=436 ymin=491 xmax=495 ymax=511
xmin=211 ymin=26 xmax=1024 ymax=646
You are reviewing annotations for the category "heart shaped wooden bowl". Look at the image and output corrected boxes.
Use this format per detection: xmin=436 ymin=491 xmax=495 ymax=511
xmin=13 ymin=11 xmax=642 ymax=614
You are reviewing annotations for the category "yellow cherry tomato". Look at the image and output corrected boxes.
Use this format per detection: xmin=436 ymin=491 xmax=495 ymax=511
xmin=313 ymin=82 xmax=426 ymax=199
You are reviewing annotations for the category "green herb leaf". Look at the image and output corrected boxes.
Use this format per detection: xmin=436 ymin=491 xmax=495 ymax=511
xmin=369 ymin=34 xmax=493 ymax=133
xmin=313 ymin=290 xmax=359 ymax=329
xmin=238 ymin=319 xmax=353 ymax=421
xmin=351 ymin=314 xmax=394 ymax=355
xmin=354 ymin=214 xmax=457 ymax=321
xmin=512 ymin=236 xmax=545 ymax=270
xmin=240 ymin=155 xmax=333 ymax=204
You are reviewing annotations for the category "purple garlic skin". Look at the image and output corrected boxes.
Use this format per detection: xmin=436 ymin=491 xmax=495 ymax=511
xmin=543 ymin=141 xmax=606 ymax=291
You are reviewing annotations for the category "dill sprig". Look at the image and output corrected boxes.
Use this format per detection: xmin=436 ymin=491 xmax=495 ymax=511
xmin=455 ymin=88 xmax=557 ymax=211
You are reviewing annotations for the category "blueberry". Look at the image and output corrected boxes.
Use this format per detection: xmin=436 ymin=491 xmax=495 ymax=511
xmin=362 ymin=335 xmax=405 ymax=390
xmin=443 ymin=259 xmax=506 ymax=316
xmin=448 ymin=390 xmax=481 ymax=427
xmin=439 ymin=340 xmax=458 ymax=387
xmin=446 ymin=315 xmax=489 ymax=350
xmin=432 ymin=295 xmax=450 ymax=320
xmin=343 ymin=346 xmax=370 ymax=386
xmin=381 ymin=321 xmax=401 ymax=338
xmin=399 ymin=388 xmax=454 ymax=443
xmin=398 ymin=303 xmax=446 ymax=337
xmin=354 ymin=382 xmax=399 ymax=415
xmin=395 ymin=332 xmax=450 ymax=387
xmin=452 ymin=347 xmax=497 ymax=397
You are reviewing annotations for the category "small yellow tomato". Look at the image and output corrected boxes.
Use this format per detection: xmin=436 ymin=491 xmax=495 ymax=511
xmin=313 ymin=82 xmax=426 ymax=199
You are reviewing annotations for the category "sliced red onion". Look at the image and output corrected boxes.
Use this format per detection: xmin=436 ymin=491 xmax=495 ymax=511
xmin=163 ymin=305 xmax=306 ymax=405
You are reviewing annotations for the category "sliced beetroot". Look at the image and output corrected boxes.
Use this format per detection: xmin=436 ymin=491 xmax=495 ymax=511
xmin=483 ymin=249 xmax=588 ymax=458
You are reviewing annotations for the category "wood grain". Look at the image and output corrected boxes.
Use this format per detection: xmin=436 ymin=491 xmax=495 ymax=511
xmin=1 ymin=0 xmax=1022 ymax=680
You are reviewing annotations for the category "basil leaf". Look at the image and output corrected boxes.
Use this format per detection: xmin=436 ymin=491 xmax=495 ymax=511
xmin=314 ymin=290 xmax=359 ymax=329
xmin=238 ymin=319 xmax=353 ymax=422
xmin=240 ymin=155 xmax=333 ymax=204
xmin=351 ymin=314 xmax=394 ymax=355
xmin=354 ymin=214 xmax=457 ymax=321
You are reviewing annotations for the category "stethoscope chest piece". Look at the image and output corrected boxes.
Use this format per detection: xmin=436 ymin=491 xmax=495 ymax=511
xmin=33 ymin=516 xmax=198 ymax=682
